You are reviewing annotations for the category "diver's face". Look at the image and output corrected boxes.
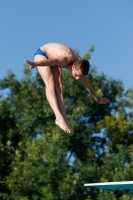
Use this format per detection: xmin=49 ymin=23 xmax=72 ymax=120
xmin=71 ymin=65 xmax=83 ymax=80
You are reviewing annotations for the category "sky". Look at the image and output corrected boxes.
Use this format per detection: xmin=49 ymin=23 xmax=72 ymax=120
xmin=0 ymin=0 xmax=133 ymax=91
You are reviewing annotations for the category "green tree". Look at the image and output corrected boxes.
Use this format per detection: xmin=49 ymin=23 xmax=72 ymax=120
xmin=0 ymin=48 xmax=133 ymax=200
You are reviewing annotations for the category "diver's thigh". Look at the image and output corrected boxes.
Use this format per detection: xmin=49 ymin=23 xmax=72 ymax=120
xmin=34 ymin=55 xmax=54 ymax=84
xmin=37 ymin=66 xmax=53 ymax=84
xmin=51 ymin=66 xmax=62 ymax=85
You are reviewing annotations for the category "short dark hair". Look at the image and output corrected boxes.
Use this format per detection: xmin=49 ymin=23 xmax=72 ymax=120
xmin=74 ymin=60 xmax=90 ymax=75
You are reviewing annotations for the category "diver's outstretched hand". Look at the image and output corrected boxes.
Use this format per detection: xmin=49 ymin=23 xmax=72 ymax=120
xmin=25 ymin=59 xmax=37 ymax=69
xmin=96 ymin=97 xmax=110 ymax=104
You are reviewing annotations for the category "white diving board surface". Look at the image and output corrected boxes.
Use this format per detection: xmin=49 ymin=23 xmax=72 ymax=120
xmin=84 ymin=181 xmax=133 ymax=190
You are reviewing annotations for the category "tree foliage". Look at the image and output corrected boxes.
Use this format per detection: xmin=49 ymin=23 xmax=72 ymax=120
xmin=0 ymin=48 xmax=133 ymax=200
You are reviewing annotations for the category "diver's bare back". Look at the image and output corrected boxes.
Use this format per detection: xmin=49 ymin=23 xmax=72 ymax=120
xmin=41 ymin=43 xmax=80 ymax=67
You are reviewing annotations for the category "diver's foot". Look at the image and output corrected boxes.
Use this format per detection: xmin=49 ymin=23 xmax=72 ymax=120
xmin=55 ymin=118 xmax=73 ymax=136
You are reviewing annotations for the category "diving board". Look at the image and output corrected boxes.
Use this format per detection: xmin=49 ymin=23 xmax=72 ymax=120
xmin=84 ymin=181 xmax=133 ymax=190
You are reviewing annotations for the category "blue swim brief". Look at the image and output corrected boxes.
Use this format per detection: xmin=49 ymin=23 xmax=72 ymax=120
xmin=34 ymin=48 xmax=48 ymax=58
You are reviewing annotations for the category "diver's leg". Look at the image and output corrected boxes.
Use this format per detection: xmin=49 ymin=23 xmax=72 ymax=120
xmin=34 ymin=56 xmax=72 ymax=135
xmin=51 ymin=66 xmax=73 ymax=134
